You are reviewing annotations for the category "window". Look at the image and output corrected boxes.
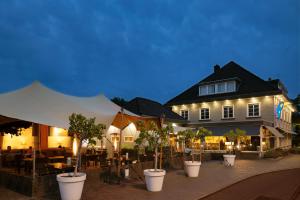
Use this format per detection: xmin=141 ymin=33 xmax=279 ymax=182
xmin=199 ymin=81 xmax=237 ymax=96
xmin=199 ymin=85 xmax=208 ymax=96
xmin=223 ymin=106 xmax=234 ymax=119
xmin=217 ymin=83 xmax=226 ymax=93
xmin=180 ymin=110 xmax=189 ymax=120
xmin=248 ymin=103 xmax=260 ymax=117
xmin=200 ymin=108 xmax=210 ymax=120
xmin=207 ymin=85 xmax=215 ymax=94
xmin=227 ymin=81 xmax=236 ymax=92
xmin=124 ymin=136 xmax=134 ymax=142
xmin=111 ymin=135 xmax=120 ymax=142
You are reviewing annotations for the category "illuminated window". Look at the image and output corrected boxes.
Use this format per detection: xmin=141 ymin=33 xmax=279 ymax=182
xmin=223 ymin=106 xmax=234 ymax=119
xmin=180 ymin=110 xmax=189 ymax=120
xmin=111 ymin=135 xmax=120 ymax=142
xmin=200 ymin=108 xmax=210 ymax=120
xmin=124 ymin=136 xmax=134 ymax=142
xmin=248 ymin=103 xmax=260 ymax=117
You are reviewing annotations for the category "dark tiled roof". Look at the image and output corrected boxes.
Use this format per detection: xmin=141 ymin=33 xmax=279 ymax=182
xmin=165 ymin=61 xmax=282 ymax=106
xmin=124 ymin=97 xmax=186 ymax=122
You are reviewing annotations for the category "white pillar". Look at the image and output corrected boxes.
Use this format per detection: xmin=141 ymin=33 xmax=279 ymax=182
xmin=259 ymin=127 xmax=263 ymax=158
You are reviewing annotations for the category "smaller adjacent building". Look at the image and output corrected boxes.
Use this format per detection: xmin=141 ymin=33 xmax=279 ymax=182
xmin=292 ymin=95 xmax=300 ymax=146
xmin=166 ymin=61 xmax=296 ymax=154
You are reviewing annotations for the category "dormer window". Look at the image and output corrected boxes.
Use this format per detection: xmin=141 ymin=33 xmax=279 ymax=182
xmin=208 ymin=85 xmax=215 ymax=94
xmin=217 ymin=83 xmax=226 ymax=93
xmin=227 ymin=81 xmax=236 ymax=92
xmin=199 ymin=81 xmax=236 ymax=96
xmin=199 ymin=86 xmax=208 ymax=96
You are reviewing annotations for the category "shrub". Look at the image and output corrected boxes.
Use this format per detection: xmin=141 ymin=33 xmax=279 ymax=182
xmin=264 ymin=148 xmax=288 ymax=158
xmin=289 ymin=147 xmax=300 ymax=154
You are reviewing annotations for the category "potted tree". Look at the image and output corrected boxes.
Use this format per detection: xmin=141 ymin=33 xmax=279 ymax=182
xmin=223 ymin=128 xmax=246 ymax=166
xmin=178 ymin=127 xmax=211 ymax=177
xmin=56 ymin=113 xmax=105 ymax=200
xmin=135 ymin=121 xmax=173 ymax=192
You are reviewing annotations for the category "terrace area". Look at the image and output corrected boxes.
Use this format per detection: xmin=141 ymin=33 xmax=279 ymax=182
xmin=1 ymin=154 xmax=300 ymax=200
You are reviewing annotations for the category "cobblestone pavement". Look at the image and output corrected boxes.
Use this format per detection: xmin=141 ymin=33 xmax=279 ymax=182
xmin=1 ymin=154 xmax=300 ymax=200
xmin=81 ymin=154 xmax=300 ymax=200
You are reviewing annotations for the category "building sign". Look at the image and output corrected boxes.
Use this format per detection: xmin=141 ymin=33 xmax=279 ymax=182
xmin=276 ymin=101 xmax=284 ymax=119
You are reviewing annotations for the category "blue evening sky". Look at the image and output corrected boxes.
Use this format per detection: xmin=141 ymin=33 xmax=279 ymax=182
xmin=0 ymin=0 xmax=299 ymax=103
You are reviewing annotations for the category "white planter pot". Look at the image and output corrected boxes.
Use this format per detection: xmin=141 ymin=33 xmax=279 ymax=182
xmin=57 ymin=172 xmax=86 ymax=200
xmin=184 ymin=161 xmax=201 ymax=177
xmin=144 ymin=169 xmax=166 ymax=192
xmin=125 ymin=168 xmax=129 ymax=178
xmin=223 ymin=154 xmax=236 ymax=166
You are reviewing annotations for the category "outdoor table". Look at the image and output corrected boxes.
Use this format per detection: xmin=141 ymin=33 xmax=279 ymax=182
xmin=48 ymin=156 xmax=65 ymax=163
xmin=48 ymin=162 xmax=74 ymax=174
xmin=23 ymin=157 xmax=33 ymax=173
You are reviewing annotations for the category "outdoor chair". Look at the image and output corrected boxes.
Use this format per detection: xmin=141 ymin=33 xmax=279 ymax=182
xmin=36 ymin=157 xmax=49 ymax=176
xmin=14 ymin=154 xmax=25 ymax=174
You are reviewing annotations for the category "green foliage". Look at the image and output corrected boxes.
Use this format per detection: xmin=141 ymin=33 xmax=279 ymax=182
xmin=290 ymin=147 xmax=300 ymax=154
xmin=264 ymin=148 xmax=289 ymax=158
xmin=224 ymin=128 xmax=246 ymax=143
xmin=135 ymin=121 xmax=173 ymax=150
xmin=178 ymin=127 xmax=212 ymax=147
xmin=135 ymin=120 xmax=173 ymax=170
xmin=68 ymin=113 xmax=106 ymax=145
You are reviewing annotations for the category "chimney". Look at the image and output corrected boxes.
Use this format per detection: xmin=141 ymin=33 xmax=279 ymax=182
xmin=214 ymin=65 xmax=221 ymax=73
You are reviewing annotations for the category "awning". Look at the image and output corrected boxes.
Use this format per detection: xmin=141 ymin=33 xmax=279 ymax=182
xmin=204 ymin=125 xmax=261 ymax=136
xmin=286 ymin=130 xmax=298 ymax=135
xmin=264 ymin=126 xmax=284 ymax=138
xmin=0 ymin=82 xmax=137 ymax=129
xmin=276 ymin=127 xmax=298 ymax=135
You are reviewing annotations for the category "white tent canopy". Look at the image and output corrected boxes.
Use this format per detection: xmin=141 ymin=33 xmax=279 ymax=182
xmin=0 ymin=81 xmax=135 ymax=129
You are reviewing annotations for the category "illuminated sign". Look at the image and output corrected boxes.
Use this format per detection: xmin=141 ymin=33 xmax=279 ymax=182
xmin=276 ymin=102 xmax=284 ymax=119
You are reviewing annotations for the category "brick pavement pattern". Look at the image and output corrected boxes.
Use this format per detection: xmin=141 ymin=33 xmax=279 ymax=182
xmin=1 ymin=154 xmax=300 ymax=200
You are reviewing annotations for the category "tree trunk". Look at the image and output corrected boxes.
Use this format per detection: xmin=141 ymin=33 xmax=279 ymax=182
xmin=159 ymin=144 xmax=163 ymax=169
xmin=74 ymin=140 xmax=82 ymax=177
xmin=200 ymin=142 xmax=202 ymax=162
xmin=191 ymin=141 xmax=194 ymax=163
xmin=154 ymin=146 xmax=158 ymax=171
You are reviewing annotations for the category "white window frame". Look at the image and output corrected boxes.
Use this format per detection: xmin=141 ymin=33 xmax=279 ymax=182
xmin=199 ymin=85 xmax=207 ymax=96
xmin=222 ymin=105 xmax=235 ymax=119
xmin=226 ymin=81 xmax=236 ymax=92
xmin=199 ymin=81 xmax=237 ymax=96
xmin=180 ymin=109 xmax=189 ymax=120
xmin=216 ymin=82 xmax=226 ymax=94
xmin=207 ymin=84 xmax=215 ymax=95
xmin=111 ymin=135 xmax=120 ymax=142
xmin=247 ymin=103 xmax=261 ymax=117
xmin=124 ymin=136 xmax=134 ymax=143
xmin=199 ymin=107 xmax=210 ymax=120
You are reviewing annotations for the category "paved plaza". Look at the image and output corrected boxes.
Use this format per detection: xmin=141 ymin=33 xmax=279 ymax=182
xmin=1 ymin=154 xmax=300 ymax=200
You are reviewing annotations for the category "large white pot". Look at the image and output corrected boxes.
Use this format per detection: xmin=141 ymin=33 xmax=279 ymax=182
xmin=184 ymin=161 xmax=201 ymax=177
xmin=223 ymin=154 xmax=236 ymax=166
xmin=144 ymin=169 xmax=166 ymax=192
xmin=57 ymin=172 xmax=86 ymax=200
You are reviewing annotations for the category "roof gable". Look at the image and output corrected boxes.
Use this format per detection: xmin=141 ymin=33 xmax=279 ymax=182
xmin=125 ymin=97 xmax=185 ymax=122
xmin=166 ymin=61 xmax=282 ymax=105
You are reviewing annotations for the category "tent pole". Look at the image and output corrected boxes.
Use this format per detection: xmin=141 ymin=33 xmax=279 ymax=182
xmin=117 ymin=108 xmax=124 ymax=178
xmin=32 ymin=123 xmax=36 ymax=180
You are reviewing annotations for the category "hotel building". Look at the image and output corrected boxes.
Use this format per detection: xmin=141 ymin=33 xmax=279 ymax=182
xmin=165 ymin=61 xmax=296 ymax=154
